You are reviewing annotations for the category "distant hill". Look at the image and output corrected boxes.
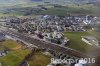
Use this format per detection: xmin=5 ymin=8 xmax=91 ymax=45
xmin=91 ymin=2 xmax=100 ymax=6
xmin=0 ymin=0 xmax=99 ymax=4
xmin=42 ymin=0 xmax=99 ymax=4
xmin=31 ymin=0 xmax=43 ymax=2
xmin=29 ymin=0 xmax=100 ymax=5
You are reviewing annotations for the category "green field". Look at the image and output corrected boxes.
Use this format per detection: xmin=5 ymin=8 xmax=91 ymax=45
xmin=88 ymin=30 xmax=100 ymax=40
xmin=0 ymin=40 xmax=51 ymax=66
xmin=39 ymin=4 xmax=100 ymax=16
xmin=64 ymin=32 xmax=93 ymax=52
xmin=0 ymin=49 xmax=30 ymax=66
xmin=28 ymin=52 xmax=51 ymax=66
xmin=39 ymin=6 xmax=91 ymax=16
xmin=1 ymin=40 xmax=21 ymax=49
xmin=0 ymin=13 xmax=23 ymax=17
xmin=0 ymin=40 xmax=31 ymax=66
xmin=0 ymin=46 xmax=6 ymax=51
xmin=0 ymin=4 xmax=100 ymax=16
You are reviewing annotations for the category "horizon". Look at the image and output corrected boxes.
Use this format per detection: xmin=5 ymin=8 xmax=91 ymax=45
xmin=0 ymin=0 xmax=98 ymax=4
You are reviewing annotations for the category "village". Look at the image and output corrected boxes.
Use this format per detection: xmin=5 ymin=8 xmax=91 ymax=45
xmin=0 ymin=0 xmax=100 ymax=66
xmin=0 ymin=14 xmax=99 ymax=45
xmin=0 ymin=14 xmax=100 ymax=66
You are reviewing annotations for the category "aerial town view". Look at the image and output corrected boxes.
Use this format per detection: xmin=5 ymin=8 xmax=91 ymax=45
xmin=0 ymin=0 xmax=100 ymax=66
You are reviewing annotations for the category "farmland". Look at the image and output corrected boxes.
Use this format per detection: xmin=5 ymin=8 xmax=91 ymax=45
xmin=0 ymin=40 xmax=31 ymax=66
xmin=64 ymin=32 xmax=93 ymax=52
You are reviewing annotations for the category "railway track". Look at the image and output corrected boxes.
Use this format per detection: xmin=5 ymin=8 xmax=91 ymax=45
xmin=2 ymin=30 xmax=89 ymax=58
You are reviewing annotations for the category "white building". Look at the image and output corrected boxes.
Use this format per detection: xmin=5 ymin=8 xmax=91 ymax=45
xmin=75 ymin=59 xmax=87 ymax=66
xmin=75 ymin=63 xmax=83 ymax=66
xmin=0 ymin=18 xmax=6 ymax=26
xmin=82 ymin=36 xmax=99 ymax=46
xmin=47 ymin=63 xmax=54 ymax=66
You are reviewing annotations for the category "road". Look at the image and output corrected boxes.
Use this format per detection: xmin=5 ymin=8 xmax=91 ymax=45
xmin=2 ymin=29 xmax=88 ymax=58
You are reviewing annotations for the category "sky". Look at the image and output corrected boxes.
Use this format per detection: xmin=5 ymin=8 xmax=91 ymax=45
xmin=0 ymin=0 xmax=43 ymax=3
xmin=0 ymin=0 xmax=30 ymax=4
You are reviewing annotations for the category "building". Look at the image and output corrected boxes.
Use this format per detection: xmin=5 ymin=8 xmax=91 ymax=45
xmin=0 ymin=32 xmax=5 ymax=41
xmin=47 ymin=64 xmax=53 ymax=66
xmin=82 ymin=36 xmax=100 ymax=46
xmin=0 ymin=18 xmax=6 ymax=26
xmin=75 ymin=63 xmax=83 ymax=66
xmin=75 ymin=59 xmax=87 ymax=66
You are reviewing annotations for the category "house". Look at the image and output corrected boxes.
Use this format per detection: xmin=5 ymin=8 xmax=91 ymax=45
xmin=0 ymin=50 xmax=7 ymax=57
xmin=42 ymin=31 xmax=69 ymax=45
xmin=0 ymin=33 xmax=5 ymax=41
xmin=83 ymin=15 xmax=94 ymax=25
xmin=0 ymin=18 xmax=6 ymax=26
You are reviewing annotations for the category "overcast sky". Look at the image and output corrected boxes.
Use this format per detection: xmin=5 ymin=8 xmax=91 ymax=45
xmin=0 ymin=0 xmax=30 ymax=4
